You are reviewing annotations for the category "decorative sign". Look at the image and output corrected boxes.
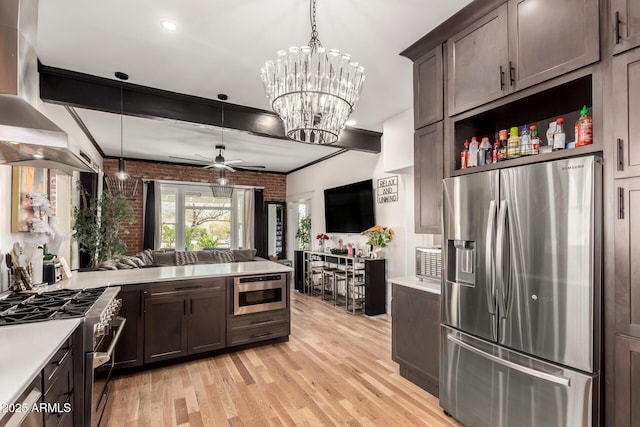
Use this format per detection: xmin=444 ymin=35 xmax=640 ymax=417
xmin=377 ymin=176 xmax=398 ymax=204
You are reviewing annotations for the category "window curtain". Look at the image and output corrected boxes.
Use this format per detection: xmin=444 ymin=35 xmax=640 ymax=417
xmin=143 ymin=181 xmax=162 ymax=250
xmin=253 ymin=189 xmax=266 ymax=258
xmin=242 ymin=189 xmax=255 ymax=249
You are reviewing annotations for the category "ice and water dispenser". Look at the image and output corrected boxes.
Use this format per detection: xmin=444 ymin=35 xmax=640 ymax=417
xmin=447 ymin=240 xmax=476 ymax=286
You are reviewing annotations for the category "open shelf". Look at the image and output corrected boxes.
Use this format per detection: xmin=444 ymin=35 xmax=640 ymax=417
xmin=452 ymin=74 xmax=597 ymax=172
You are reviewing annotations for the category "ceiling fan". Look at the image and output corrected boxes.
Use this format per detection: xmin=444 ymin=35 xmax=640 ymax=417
xmin=170 ymin=144 xmax=266 ymax=172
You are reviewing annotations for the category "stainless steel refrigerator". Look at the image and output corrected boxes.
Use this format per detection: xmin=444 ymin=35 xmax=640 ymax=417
xmin=440 ymin=155 xmax=602 ymax=427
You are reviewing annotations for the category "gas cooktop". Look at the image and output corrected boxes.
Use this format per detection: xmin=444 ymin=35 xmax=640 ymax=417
xmin=0 ymin=287 xmax=108 ymax=326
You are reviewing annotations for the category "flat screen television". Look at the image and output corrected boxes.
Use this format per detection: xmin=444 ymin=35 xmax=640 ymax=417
xmin=324 ymin=179 xmax=375 ymax=233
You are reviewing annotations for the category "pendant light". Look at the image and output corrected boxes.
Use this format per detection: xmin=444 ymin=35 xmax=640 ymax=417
xmin=261 ymin=0 xmax=365 ymax=145
xmin=106 ymin=71 xmax=138 ymax=198
xmin=211 ymin=97 xmax=234 ymax=198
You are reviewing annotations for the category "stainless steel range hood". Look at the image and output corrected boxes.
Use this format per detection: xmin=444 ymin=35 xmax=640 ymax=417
xmin=0 ymin=0 xmax=94 ymax=172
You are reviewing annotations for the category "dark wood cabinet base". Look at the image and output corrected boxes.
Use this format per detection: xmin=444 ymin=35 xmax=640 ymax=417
xmin=399 ymin=364 xmax=439 ymax=397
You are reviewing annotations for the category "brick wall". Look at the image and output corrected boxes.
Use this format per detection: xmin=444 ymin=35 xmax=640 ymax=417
xmin=102 ymin=159 xmax=287 ymax=254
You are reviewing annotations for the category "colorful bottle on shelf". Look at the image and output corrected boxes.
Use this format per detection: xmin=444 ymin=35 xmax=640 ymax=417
xmin=469 ymin=136 xmax=479 ymax=167
xmin=461 ymin=139 xmax=469 ymax=169
xmin=507 ymin=127 xmax=521 ymax=158
xmin=520 ymin=125 xmax=533 ymax=155
xmin=493 ymin=140 xmax=500 ymax=163
xmin=575 ymin=105 xmax=593 ymax=146
xmin=530 ymin=125 xmax=540 ymax=155
xmin=480 ymin=137 xmax=492 ymax=165
xmin=546 ymin=121 xmax=557 ymax=147
xmin=553 ymin=118 xmax=566 ymax=150
xmin=499 ymin=129 xmax=508 ymax=161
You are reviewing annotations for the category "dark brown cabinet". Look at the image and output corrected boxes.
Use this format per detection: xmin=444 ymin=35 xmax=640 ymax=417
xmin=447 ymin=0 xmax=599 ymax=116
xmin=613 ymin=48 xmax=640 ymax=178
xmin=392 ymin=284 xmax=440 ymax=396
xmin=447 ymin=3 xmax=509 ymax=116
xmin=364 ymin=259 xmax=386 ymax=316
xmin=614 ymin=335 xmax=640 ymax=426
xmin=227 ymin=309 xmax=290 ymax=347
xmin=144 ymin=279 xmax=226 ymax=364
xmin=507 ymin=0 xmax=599 ymax=92
xmin=414 ymin=45 xmax=443 ymax=129
xmin=613 ymin=0 xmax=640 ymax=55
xmin=414 ymin=122 xmax=443 ymax=234
xmin=114 ymin=285 xmax=144 ymax=369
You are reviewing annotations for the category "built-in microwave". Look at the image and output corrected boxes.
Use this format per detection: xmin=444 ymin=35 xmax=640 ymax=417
xmin=233 ymin=274 xmax=286 ymax=315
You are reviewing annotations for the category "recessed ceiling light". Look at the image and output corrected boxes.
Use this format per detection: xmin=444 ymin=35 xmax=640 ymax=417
xmin=346 ymin=119 xmax=357 ymax=126
xmin=33 ymin=152 xmax=44 ymax=159
xmin=161 ymin=20 xmax=177 ymax=31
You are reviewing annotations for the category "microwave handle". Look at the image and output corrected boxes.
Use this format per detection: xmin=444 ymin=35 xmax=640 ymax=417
xmin=93 ymin=316 xmax=126 ymax=369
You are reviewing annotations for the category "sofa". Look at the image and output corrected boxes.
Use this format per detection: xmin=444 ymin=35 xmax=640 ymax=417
xmin=97 ymin=248 xmax=259 ymax=270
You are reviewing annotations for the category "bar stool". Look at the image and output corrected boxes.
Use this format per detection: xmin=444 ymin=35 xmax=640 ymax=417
xmin=345 ymin=270 xmax=365 ymax=314
xmin=332 ymin=269 xmax=348 ymax=308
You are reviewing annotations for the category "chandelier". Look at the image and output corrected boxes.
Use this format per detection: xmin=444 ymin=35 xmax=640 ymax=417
xmin=105 ymin=71 xmax=138 ymax=198
xmin=260 ymin=0 xmax=365 ymax=145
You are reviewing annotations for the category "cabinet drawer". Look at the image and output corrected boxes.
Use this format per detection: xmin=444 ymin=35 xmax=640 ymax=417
xmin=228 ymin=310 xmax=289 ymax=332
xmin=147 ymin=278 xmax=225 ymax=297
xmin=227 ymin=322 xmax=289 ymax=347
xmin=43 ymin=337 xmax=72 ymax=395
xmin=43 ymin=352 xmax=73 ymax=427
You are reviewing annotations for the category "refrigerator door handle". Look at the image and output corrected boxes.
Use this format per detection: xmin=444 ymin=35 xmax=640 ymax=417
xmin=447 ymin=335 xmax=571 ymax=387
xmin=495 ymin=200 xmax=508 ymax=316
xmin=485 ymin=200 xmax=497 ymax=314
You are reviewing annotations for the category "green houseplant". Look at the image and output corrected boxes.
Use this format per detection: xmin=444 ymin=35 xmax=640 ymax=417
xmin=295 ymin=215 xmax=311 ymax=250
xmin=73 ymin=183 xmax=136 ymax=268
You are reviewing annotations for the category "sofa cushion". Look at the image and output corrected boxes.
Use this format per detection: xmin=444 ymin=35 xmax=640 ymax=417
xmin=194 ymin=250 xmax=216 ymax=263
xmin=210 ymin=250 xmax=235 ymax=263
xmin=97 ymin=259 xmax=118 ymax=271
xmin=231 ymin=249 xmax=257 ymax=262
xmin=175 ymin=251 xmax=198 ymax=266
xmin=152 ymin=251 xmax=176 ymax=266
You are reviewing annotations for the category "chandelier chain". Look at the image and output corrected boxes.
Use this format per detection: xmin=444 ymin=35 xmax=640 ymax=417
xmin=308 ymin=0 xmax=321 ymax=50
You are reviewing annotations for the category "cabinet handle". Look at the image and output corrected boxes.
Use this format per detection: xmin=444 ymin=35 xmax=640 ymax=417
xmin=190 ymin=299 xmax=193 ymax=315
xmin=139 ymin=289 xmax=144 ymax=316
xmin=183 ymin=299 xmax=187 ymax=315
xmin=615 ymin=11 xmax=622 ymax=45
xmin=499 ymin=66 xmax=505 ymax=90
xmin=617 ymin=138 xmax=624 ymax=171
xmin=509 ymin=61 xmax=515 ymax=86
xmin=251 ymin=332 xmax=273 ymax=339
xmin=618 ymin=187 xmax=625 ymax=219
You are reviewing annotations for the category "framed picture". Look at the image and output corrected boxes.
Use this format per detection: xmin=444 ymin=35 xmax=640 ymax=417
xmin=11 ymin=166 xmax=49 ymax=232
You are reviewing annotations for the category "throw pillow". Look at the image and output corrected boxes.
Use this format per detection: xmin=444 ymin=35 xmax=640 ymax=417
xmin=211 ymin=250 xmax=235 ymax=263
xmin=232 ymin=249 xmax=257 ymax=262
xmin=152 ymin=251 xmax=175 ymax=266
xmin=175 ymin=251 xmax=198 ymax=266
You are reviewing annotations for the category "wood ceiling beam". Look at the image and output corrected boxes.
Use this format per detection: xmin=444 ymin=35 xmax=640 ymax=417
xmin=38 ymin=64 xmax=381 ymax=153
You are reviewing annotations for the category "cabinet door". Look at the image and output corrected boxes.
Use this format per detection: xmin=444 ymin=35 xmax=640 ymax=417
xmin=615 ymin=177 xmax=640 ymax=336
xmin=414 ymin=122 xmax=443 ymax=234
xmin=613 ymin=0 xmax=640 ymax=55
xmin=364 ymin=259 xmax=386 ymax=316
xmin=414 ymin=45 xmax=443 ymax=128
xmin=447 ymin=3 xmax=508 ymax=116
xmin=614 ymin=335 xmax=640 ymax=426
xmin=508 ymin=0 xmax=599 ymax=92
xmin=392 ymin=285 xmax=439 ymax=396
xmin=187 ymin=290 xmax=226 ymax=354
xmin=114 ymin=286 xmax=144 ymax=369
xmin=144 ymin=296 xmax=188 ymax=363
xmin=613 ymin=49 xmax=640 ymax=178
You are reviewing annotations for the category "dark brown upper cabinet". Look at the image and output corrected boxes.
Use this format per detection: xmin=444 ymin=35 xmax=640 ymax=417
xmin=507 ymin=0 xmax=599 ymax=92
xmin=613 ymin=0 xmax=640 ymax=55
xmin=414 ymin=45 xmax=444 ymax=129
xmin=613 ymin=48 xmax=640 ymax=178
xmin=414 ymin=121 xmax=443 ymax=234
xmin=447 ymin=0 xmax=599 ymax=116
xmin=447 ymin=4 xmax=509 ymax=117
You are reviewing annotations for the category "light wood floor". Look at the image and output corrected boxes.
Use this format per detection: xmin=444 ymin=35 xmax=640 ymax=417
xmin=106 ymin=291 xmax=456 ymax=426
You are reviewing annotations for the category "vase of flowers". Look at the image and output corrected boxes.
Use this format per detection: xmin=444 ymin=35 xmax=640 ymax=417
xmin=361 ymin=225 xmax=393 ymax=258
xmin=316 ymin=233 xmax=329 ymax=252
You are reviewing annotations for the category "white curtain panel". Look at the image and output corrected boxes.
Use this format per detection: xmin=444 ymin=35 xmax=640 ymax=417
xmin=243 ymin=189 xmax=255 ymax=249
xmin=153 ymin=181 xmax=162 ymax=249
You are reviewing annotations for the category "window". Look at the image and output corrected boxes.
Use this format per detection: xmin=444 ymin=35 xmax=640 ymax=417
xmin=160 ymin=183 xmax=246 ymax=251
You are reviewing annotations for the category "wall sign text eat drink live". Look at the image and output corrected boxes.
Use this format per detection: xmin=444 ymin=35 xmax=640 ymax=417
xmin=377 ymin=176 xmax=398 ymax=204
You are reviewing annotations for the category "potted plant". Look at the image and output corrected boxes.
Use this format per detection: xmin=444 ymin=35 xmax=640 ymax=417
xmin=361 ymin=225 xmax=394 ymax=258
xmin=73 ymin=183 xmax=136 ymax=268
xmin=295 ymin=215 xmax=311 ymax=250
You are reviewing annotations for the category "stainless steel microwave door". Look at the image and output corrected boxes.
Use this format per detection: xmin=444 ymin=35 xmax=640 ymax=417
xmin=498 ymin=156 xmax=600 ymax=373
xmin=442 ymin=171 xmax=498 ymax=341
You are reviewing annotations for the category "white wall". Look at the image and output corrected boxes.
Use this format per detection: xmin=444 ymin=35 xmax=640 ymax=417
xmin=286 ymin=108 xmax=440 ymax=313
xmin=0 ymin=101 xmax=102 ymax=291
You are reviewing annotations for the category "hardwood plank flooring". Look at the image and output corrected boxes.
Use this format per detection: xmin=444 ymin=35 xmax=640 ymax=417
xmin=105 ymin=291 xmax=457 ymax=426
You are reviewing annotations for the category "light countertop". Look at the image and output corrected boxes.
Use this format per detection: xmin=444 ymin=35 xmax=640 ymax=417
xmin=388 ymin=276 xmax=441 ymax=294
xmin=40 ymin=261 xmax=294 ymax=291
xmin=0 ymin=318 xmax=81 ymax=407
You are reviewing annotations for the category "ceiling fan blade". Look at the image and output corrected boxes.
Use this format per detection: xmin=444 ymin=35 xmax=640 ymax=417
xmin=224 ymin=159 xmax=243 ymax=165
xmin=195 ymin=153 xmax=214 ymax=162
xmin=238 ymin=164 xmax=267 ymax=169
xmin=202 ymin=164 xmax=218 ymax=169
xmin=224 ymin=165 xmax=236 ymax=172
xmin=169 ymin=155 xmax=209 ymax=162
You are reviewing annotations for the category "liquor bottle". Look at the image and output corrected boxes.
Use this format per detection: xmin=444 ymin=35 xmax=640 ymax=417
xmin=553 ymin=118 xmax=566 ymax=151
